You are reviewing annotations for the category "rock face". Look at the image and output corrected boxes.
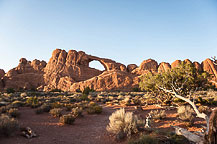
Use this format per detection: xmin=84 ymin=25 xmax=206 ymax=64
xmin=202 ymin=59 xmax=217 ymax=86
xmin=43 ymin=49 xmax=128 ymax=91
xmin=3 ymin=58 xmax=46 ymax=90
xmin=1 ymin=49 xmax=217 ymax=91
xmin=0 ymin=69 xmax=5 ymax=90
xmin=0 ymin=69 xmax=5 ymax=78
xmin=158 ymin=62 xmax=171 ymax=73
xmin=132 ymin=59 xmax=158 ymax=75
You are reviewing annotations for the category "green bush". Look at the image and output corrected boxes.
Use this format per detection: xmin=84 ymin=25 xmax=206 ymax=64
xmin=8 ymin=108 xmax=20 ymax=118
xmin=82 ymin=87 xmax=95 ymax=95
xmin=86 ymin=104 xmax=102 ymax=114
xmin=35 ymin=108 xmax=44 ymax=114
xmin=50 ymin=108 xmax=62 ymax=117
xmin=79 ymin=94 xmax=90 ymax=101
xmin=50 ymin=89 xmax=62 ymax=92
xmin=128 ymin=135 xmax=158 ymax=144
xmin=6 ymin=88 xmax=15 ymax=94
xmin=35 ymin=104 xmax=51 ymax=114
xmin=71 ymin=107 xmax=83 ymax=117
xmin=149 ymin=110 xmax=166 ymax=120
xmin=26 ymin=96 xmax=39 ymax=108
xmin=132 ymin=87 xmax=141 ymax=92
xmin=59 ymin=114 xmax=75 ymax=125
xmin=11 ymin=100 xmax=24 ymax=108
xmin=0 ymin=114 xmax=19 ymax=136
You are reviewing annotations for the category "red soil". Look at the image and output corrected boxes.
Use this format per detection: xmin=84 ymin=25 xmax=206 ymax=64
xmin=0 ymin=105 xmax=207 ymax=144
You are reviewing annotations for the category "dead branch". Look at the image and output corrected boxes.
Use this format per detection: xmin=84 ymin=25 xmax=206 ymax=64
xmin=211 ymin=56 xmax=217 ymax=66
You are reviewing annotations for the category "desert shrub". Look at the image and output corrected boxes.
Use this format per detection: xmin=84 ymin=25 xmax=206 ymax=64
xmin=41 ymin=104 xmax=51 ymax=112
xmin=128 ymin=135 xmax=158 ymax=144
xmin=76 ymin=88 xmax=82 ymax=93
xmin=8 ymin=108 xmax=20 ymax=118
xmin=82 ymin=87 xmax=95 ymax=95
xmin=132 ymin=87 xmax=141 ymax=92
xmin=50 ymin=108 xmax=62 ymax=117
xmin=51 ymin=102 xmax=62 ymax=108
xmin=0 ymin=106 xmax=7 ymax=114
xmin=79 ymin=94 xmax=90 ymax=101
xmin=107 ymin=108 xmax=145 ymax=139
xmin=86 ymin=104 xmax=102 ymax=114
xmin=177 ymin=105 xmax=194 ymax=126
xmin=6 ymin=88 xmax=15 ymax=94
xmin=198 ymin=105 xmax=212 ymax=114
xmin=20 ymin=92 xmax=27 ymax=97
xmin=0 ymin=114 xmax=19 ymax=136
xmin=71 ymin=107 xmax=83 ymax=117
xmin=149 ymin=110 xmax=166 ymax=120
xmin=26 ymin=96 xmax=39 ymax=108
xmin=35 ymin=104 xmax=51 ymax=114
xmin=50 ymin=88 xmax=62 ymax=92
xmin=59 ymin=114 xmax=75 ymax=125
xmin=35 ymin=107 xmax=44 ymax=114
xmin=11 ymin=100 xmax=24 ymax=108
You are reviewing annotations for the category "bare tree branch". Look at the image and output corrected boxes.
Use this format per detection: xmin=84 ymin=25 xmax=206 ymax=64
xmin=158 ymin=86 xmax=209 ymax=133
xmin=211 ymin=56 xmax=217 ymax=66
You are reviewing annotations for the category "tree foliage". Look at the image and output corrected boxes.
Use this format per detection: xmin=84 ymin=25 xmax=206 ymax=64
xmin=139 ymin=62 xmax=212 ymax=100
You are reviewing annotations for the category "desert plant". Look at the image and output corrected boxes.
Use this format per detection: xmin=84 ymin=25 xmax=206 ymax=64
xmin=82 ymin=87 xmax=95 ymax=95
xmin=11 ymin=100 xmax=24 ymax=108
xmin=50 ymin=108 xmax=62 ymax=117
xmin=35 ymin=104 xmax=51 ymax=114
xmin=26 ymin=96 xmax=39 ymax=108
xmin=177 ymin=105 xmax=194 ymax=126
xmin=0 ymin=114 xmax=19 ymax=136
xmin=128 ymin=135 xmax=158 ymax=144
xmin=132 ymin=87 xmax=141 ymax=92
xmin=50 ymin=88 xmax=62 ymax=92
xmin=71 ymin=107 xmax=83 ymax=117
xmin=86 ymin=104 xmax=102 ymax=114
xmin=20 ymin=92 xmax=27 ymax=97
xmin=59 ymin=114 xmax=75 ymax=125
xmin=8 ymin=108 xmax=20 ymax=118
xmin=6 ymin=88 xmax=15 ymax=94
xmin=149 ymin=110 xmax=166 ymax=120
xmin=198 ymin=105 xmax=212 ymax=115
xmin=107 ymin=108 xmax=145 ymax=139
xmin=35 ymin=107 xmax=44 ymax=114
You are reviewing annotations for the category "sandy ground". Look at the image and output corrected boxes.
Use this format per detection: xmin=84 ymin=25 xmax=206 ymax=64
xmin=0 ymin=105 xmax=206 ymax=144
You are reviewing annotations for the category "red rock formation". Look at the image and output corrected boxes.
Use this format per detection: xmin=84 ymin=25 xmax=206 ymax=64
xmin=171 ymin=60 xmax=182 ymax=68
xmin=158 ymin=62 xmax=171 ymax=73
xmin=127 ymin=64 xmax=138 ymax=73
xmin=69 ymin=70 xmax=134 ymax=92
xmin=132 ymin=59 xmax=158 ymax=75
xmin=183 ymin=59 xmax=192 ymax=64
xmin=3 ymin=58 xmax=46 ymax=90
xmin=43 ymin=49 xmax=129 ymax=91
xmin=0 ymin=69 xmax=5 ymax=78
xmin=193 ymin=62 xmax=202 ymax=71
xmin=201 ymin=59 xmax=217 ymax=86
xmin=1 ymin=49 xmax=217 ymax=91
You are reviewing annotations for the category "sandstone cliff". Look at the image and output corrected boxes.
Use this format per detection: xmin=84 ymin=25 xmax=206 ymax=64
xmin=1 ymin=49 xmax=216 ymax=91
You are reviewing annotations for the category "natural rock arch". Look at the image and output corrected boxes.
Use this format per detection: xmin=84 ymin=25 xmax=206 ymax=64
xmin=89 ymin=60 xmax=106 ymax=71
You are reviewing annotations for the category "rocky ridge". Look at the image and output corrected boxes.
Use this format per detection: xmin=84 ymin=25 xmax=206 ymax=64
xmin=0 ymin=49 xmax=216 ymax=91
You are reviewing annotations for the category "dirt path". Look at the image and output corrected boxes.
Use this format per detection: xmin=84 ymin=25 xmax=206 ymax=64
xmin=0 ymin=106 xmax=123 ymax=144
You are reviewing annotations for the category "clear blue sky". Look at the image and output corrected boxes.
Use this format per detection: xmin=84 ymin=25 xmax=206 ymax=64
xmin=0 ymin=0 xmax=217 ymax=71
